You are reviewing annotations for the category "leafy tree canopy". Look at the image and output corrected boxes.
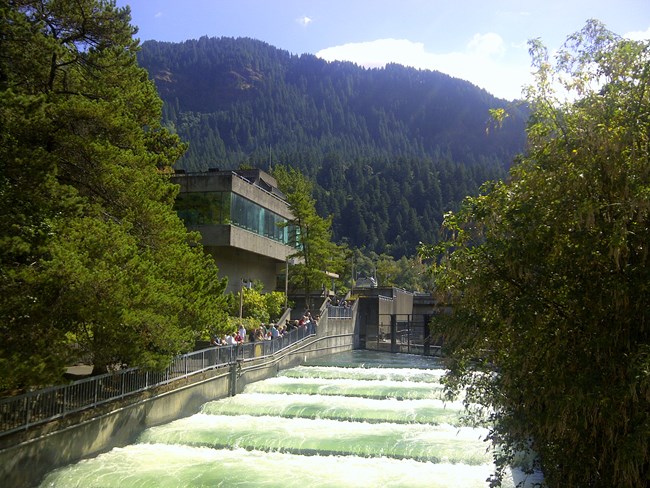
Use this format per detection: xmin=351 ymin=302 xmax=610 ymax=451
xmin=348 ymin=249 xmax=434 ymax=292
xmin=273 ymin=166 xmax=348 ymax=304
xmin=0 ymin=0 xmax=227 ymax=391
xmin=422 ymin=20 xmax=650 ymax=487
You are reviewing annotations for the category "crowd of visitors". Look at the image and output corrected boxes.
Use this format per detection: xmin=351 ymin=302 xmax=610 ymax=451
xmin=327 ymin=295 xmax=351 ymax=308
xmin=210 ymin=311 xmax=318 ymax=347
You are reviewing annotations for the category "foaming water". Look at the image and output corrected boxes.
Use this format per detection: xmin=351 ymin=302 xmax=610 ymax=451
xmin=244 ymin=375 xmax=448 ymax=400
xmin=137 ymin=413 xmax=489 ymax=463
xmin=280 ymin=365 xmax=447 ymax=383
xmin=304 ymin=350 xmax=445 ymax=370
xmin=201 ymin=393 xmax=463 ymax=425
xmin=38 ymin=350 xmax=511 ymax=487
xmin=40 ymin=445 xmax=498 ymax=488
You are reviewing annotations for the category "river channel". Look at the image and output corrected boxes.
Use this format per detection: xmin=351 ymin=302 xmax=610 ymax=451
xmin=39 ymin=350 xmax=515 ymax=487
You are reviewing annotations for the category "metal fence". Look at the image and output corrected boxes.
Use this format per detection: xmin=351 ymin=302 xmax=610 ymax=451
xmin=364 ymin=314 xmax=442 ymax=356
xmin=0 ymin=326 xmax=314 ymax=438
xmin=326 ymin=304 xmax=353 ymax=319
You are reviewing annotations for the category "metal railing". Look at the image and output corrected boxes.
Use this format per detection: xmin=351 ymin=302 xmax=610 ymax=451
xmin=0 ymin=326 xmax=314 ymax=438
xmin=326 ymin=304 xmax=353 ymax=319
xmin=364 ymin=313 xmax=442 ymax=356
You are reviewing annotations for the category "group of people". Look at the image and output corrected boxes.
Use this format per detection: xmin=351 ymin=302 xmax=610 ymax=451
xmin=210 ymin=311 xmax=318 ymax=347
xmin=327 ymin=295 xmax=350 ymax=308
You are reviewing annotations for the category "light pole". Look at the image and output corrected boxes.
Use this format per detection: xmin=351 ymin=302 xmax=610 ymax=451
xmin=284 ymin=257 xmax=289 ymax=309
xmin=239 ymin=278 xmax=251 ymax=319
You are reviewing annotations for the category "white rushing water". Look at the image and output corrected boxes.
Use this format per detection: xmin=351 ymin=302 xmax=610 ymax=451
xmin=39 ymin=350 xmax=514 ymax=487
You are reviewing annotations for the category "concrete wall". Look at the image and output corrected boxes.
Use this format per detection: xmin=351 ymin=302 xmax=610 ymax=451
xmin=195 ymin=221 xmax=291 ymax=262
xmin=0 ymin=317 xmax=355 ymax=488
xmin=172 ymin=170 xmax=293 ymax=221
xmin=172 ymin=170 xmax=295 ymax=294
xmin=394 ymin=289 xmax=414 ymax=316
xmin=205 ymin=244 xmax=282 ymax=294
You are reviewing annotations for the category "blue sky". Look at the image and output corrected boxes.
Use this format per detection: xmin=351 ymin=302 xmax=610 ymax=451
xmin=116 ymin=0 xmax=650 ymax=100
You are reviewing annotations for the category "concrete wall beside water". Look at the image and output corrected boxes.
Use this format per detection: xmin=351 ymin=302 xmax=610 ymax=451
xmin=0 ymin=313 xmax=356 ymax=488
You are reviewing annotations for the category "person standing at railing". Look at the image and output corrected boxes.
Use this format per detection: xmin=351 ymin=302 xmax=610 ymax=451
xmin=238 ymin=324 xmax=246 ymax=343
xmin=271 ymin=323 xmax=279 ymax=338
xmin=226 ymin=333 xmax=237 ymax=346
xmin=301 ymin=312 xmax=313 ymax=335
xmin=234 ymin=331 xmax=243 ymax=344
xmin=255 ymin=327 xmax=265 ymax=342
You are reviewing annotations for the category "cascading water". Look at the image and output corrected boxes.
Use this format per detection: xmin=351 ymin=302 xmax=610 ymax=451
xmin=39 ymin=350 xmax=515 ymax=487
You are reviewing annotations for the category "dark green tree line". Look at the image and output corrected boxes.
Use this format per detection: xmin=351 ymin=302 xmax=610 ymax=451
xmin=135 ymin=36 xmax=528 ymax=258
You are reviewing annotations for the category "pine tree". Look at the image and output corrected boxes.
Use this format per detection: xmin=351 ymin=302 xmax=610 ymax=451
xmin=273 ymin=166 xmax=346 ymax=308
xmin=0 ymin=0 xmax=227 ymax=390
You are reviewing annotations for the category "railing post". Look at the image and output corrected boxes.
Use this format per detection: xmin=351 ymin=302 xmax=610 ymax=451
xmin=423 ymin=314 xmax=431 ymax=356
xmin=25 ymin=395 xmax=31 ymax=430
xmin=229 ymin=360 xmax=237 ymax=396
xmin=390 ymin=314 xmax=398 ymax=353
xmin=406 ymin=314 xmax=411 ymax=354
xmin=229 ymin=344 xmax=240 ymax=397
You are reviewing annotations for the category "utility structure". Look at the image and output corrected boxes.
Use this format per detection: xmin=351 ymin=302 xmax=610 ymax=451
xmin=172 ymin=168 xmax=298 ymax=294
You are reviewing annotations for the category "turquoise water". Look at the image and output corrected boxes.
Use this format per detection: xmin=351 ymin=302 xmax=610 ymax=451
xmin=39 ymin=350 xmax=512 ymax=487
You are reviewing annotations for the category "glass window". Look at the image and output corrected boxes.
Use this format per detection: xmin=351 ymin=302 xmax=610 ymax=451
xmin=175 ymin=191 xmax=297 ymax=247
xmin=175 ymin=192 xmax=229 ymax=225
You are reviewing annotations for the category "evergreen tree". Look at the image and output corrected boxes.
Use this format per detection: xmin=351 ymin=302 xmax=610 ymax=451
xmin=273 ymin=166 xmax=346 ymax=308
xmin=0 ymin=0 xmax=227 ymax=390
xmin=135 ymin=36 xmax=526 ymax=258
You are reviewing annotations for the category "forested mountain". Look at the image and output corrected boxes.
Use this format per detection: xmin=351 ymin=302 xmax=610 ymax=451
xmin=138 ymin=36 xmax=529 ymax=257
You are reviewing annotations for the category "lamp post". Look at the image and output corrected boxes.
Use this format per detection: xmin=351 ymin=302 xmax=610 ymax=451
xmin=239 ymin=278 xmax=251 ymax=319
xmin=284 ymin=257 xmax=289 ymax=309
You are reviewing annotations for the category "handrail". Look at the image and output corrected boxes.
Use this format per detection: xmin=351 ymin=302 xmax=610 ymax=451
xmin=276 ymin=307 xmax=292 ymax=327
xmin=326 ymin=304 xmax=354 ymax=319
xmin=0 ymin=326 xmax=315 ymax=438
xmin=230 ymin=171 xmax=288 ymax=205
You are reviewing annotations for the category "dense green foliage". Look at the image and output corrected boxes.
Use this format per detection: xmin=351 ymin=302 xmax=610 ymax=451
xmin=220 ymin=281 xmax=286 ymax=336
xmin=0 ymin=0 xmax=227 ymax=390
xmin=136 ymin=37 xmax=529 ymax=257
xmin=355 ymin=250 xmax=433 ymax=292
xmin=423 ymin=21 xmax=650 ymax=487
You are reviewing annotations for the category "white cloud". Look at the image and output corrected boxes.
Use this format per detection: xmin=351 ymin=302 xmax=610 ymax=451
xmin=297 ymin=16 xmax=313 ymax=26
xmin=316 ymin=36 xmax=531 ymax=100
xmin=467 ymin=32 xmax=505 ymax=57
xmin=624 ymin=26 xmax=650 ymax=41
xmin=317 ymin=39 xmax=428 ymax=69
xmin=154 ymin=11 xmax=163 ymax=18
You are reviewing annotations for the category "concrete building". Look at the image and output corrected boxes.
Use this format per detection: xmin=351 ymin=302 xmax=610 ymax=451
xmin=172 ymin=168 xmax=297 ymax=294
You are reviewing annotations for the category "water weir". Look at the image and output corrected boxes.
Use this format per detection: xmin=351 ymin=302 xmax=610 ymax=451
xmin=38 ymin=350 xmax=516 ymax=487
